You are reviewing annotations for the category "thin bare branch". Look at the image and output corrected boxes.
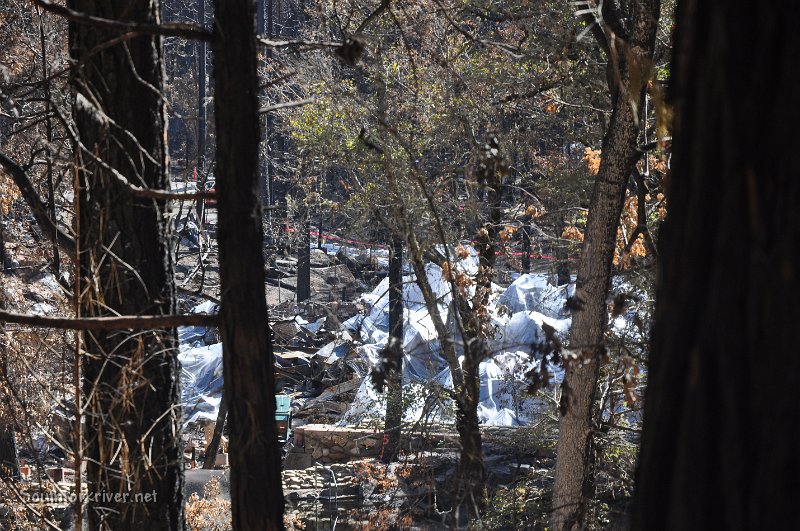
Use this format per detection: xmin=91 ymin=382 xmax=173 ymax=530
xmin=0 ymin=150 xmax=75 ymax=254
xmin=355 ymin=0 xmax=392 ymax=34
xmin=258 ymin=37 xmax=344 ymax=50
xmin=0 ymin=309 xmax=218 ymax=330
xmin=30 ymin=0 xmax=212 ymax=41
xmin=258 ymin=97 xmax=316 ymax=115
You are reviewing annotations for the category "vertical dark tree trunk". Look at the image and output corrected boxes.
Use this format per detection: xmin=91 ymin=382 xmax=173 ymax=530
xmin=212 ymin=0 xmax=285 ymax=528
xmin=202 ymin=394 xmax=227 ymax=470
xmin=381 ymin=237 xmax=403 ymax=463
xmin=521 ymin=219 xmax=531 ymax=273
xmin=555 ymin=216 xmax=572 ymax=286
xmin=454 ymin=357 xmax=484 ymax=521
xmin=0 ymin=114 xmax=9 ymax=272
xmin=257 ymin=0 xmax=265 ymax=33
xmin=0 ymin=214 xmax=6 ymax=271
xmin=450 ymin=138 xmax=507 ymax=522
xmin=0 ymin=354 xmax=19 ymax=480
xmin=265 ymin=0 xmax=275 ymax=214
xmin=71 ymin=1 xmax=183 ymax=529
xmin=195 ymin=0 xmax=208 ymax=225
xmin=0 ymin=424 xmax=18 ymax=480
xmin=551 ymin=2 xmax=660 ymax=529
xmin=632 ymin=3 xmax=800 ymax=529
xmin=556 ymin=260 xmax=571 ymax=287
xmin=197 ymin=0 xmax=207 ymax=170
xmin=297 ymin=216 xmax=311 ymax=302
xmin=38 ymin=10 xmax=60 ymax=275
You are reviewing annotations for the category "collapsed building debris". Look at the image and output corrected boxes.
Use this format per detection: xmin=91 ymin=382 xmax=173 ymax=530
xmin=175 ymin=249 xmax=579 ymax=467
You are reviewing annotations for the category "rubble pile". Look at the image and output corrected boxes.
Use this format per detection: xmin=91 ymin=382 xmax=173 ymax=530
xmin=177 ymin=246 xmax=579 ymax=440
xmin=264 ymin=246 xmax=365 ymax=308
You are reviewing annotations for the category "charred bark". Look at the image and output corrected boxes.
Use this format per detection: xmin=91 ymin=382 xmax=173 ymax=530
xmin=381 ymin=237 xmax=403 ymax=463
xmin=0 ymin=357 xmax=18 ymax=482
xmin=212 ymin=0 xmax=285 ymax=527
xmin=70 ymin=1 xmax=183 ymax=528
xmin=0 ymin=215 xmax=6 ymax=271
xmin=203 ymin=394 xmax=227 ymax=470
xmin=0 ymin=313 xmax=17 ymax=481
xmin=0 ymin=423 xmax=18 ymax=480
xmin=632 ymin=2 xmax=800 ymax=529
xmin=521 ymin=219 xmax=531 ymax=273
xmin=297 ymin=216 xmax=311 ymax=302
xmin=454 ymin=356 xmax=484 ymax=522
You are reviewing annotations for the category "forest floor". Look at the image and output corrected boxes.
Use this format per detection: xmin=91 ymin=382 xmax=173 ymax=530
xmin=183 ymin=427 xmax=558 ymax=530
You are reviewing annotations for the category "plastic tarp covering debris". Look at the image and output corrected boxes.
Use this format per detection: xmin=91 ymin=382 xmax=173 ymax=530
xmin=178 ymin=326 xmax=208 ymax=350
xmin=316 ymin=340 xmax=351 ymax=364
xmin=341 ymin=263 xmax=573 ymax=427
xmin=496 ymin=273 xmax=574 ymax=319
xmin=191 ymin=300 xmax=220 ymax=315
xmin=178 ymin=343 xmax=223 ymax=425
xmin=176 ymin=301 xmax=223 ymax=425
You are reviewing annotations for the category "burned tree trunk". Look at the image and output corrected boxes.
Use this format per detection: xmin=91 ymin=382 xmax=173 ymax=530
xmin=381 ymin=237 xmax=403 ymax=463
xmin=0 ymin=354 xmax=19 ymax=481
xmin=0 ymin=423 xmax=18 ymax=480
xmin=212 ymin=0 xmax=285 ymax=528
xmin=297 ymin=216 xmax=311 ymax=302
xmin=454 ymin=355 xmax=485 ymax=518
xmin=521 ymin=221 xmax=531 ymax=273
xmin=0 ymin=214 xmax=6 ymax=271
xmin=450 ymin=136 xmax=507 ymax=521
xmin=633 ymin=2 xmax=800 ymax=529
xmin=202 ymin=394 xmax=227 ymax=470
xmin=70 ymin=1 xmax=182 ymax=529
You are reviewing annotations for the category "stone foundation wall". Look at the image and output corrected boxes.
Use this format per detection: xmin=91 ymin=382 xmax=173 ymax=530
xmin=285 ymin=423 xmax=469 ymax=469
xmin=286 ymin=424 xmax=384 ymax=469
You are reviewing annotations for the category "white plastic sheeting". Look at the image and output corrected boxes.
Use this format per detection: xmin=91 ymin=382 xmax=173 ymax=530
xmin=177 ymin=301 xmax=223 ymax=425
xmin=174 ymin=265 xmax=580 ymax=427
xmin=178 ymin=326 xmax=208 ymax=350
xmin=496 ymin=273 xmax=574 ymax=319
xmin=178 ymin=343 xmax=224 ymax=424
xmin=342 ymin=267 xmax=573 ymax=427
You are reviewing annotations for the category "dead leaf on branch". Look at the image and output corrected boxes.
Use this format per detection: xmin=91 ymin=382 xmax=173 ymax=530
xmin=584 ymin=147 xmax=601 ymax=176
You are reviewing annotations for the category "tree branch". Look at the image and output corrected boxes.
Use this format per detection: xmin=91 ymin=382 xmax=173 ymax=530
xmin=0 ymin=309 xmax=218 ymax=330
xmin=430 ymin=0 xmax=526 ymax=57
xmin=0 ymin=151 xmax=75 ymax=254
xmin=355 ymin=0 xmax=392 ymax=34
xmin=30 ymin=0 xmax=212 ymax=41
xmin=258 ymin=98 xmax=316 ymax=115
xmin=257 ymin=37 xmax=344 ymax=50
xmin=495 ymin=81 xmax=558 ymax=104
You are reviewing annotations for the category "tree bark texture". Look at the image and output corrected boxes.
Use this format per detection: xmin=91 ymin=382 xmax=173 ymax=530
xmin=297 ymin=217 xmax=311 ymax=302
xmin=0 ymin=309 xmax=17 ymax=481
xmin=454 ymin=356 xmax=485 ymax=522
xmin=450 ymin=138 xmax=507 ymax=521
xmin=0 ymin=423 xmax=19 ymax=480
xmin=203 ymin=393 xmax=227 ymax=470
xmin=521 ymin=219 xmax=531 ymax=273
xmin=632 ymin=3 xmax=800 ymax=529
xmin=70 ymin=1 xmax=183 ymax=528
xmin=0 ymin=215 xmax=6 ymax=270
xmin=551 ymin=2 xmax=659 ymax=529
xmin=382 ymin=237 xmax=403 ymax=463
xmin=212 ymin=0 xmax=286 ymax=528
